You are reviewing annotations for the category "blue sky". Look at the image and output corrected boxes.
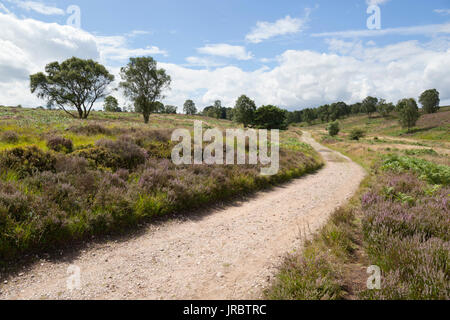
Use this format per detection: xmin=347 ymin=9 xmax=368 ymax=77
xmin=0 ymin=0 xmax=449 ymax=110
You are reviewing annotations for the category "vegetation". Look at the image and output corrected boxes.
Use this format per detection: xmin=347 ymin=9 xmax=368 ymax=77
xmin=327 ymin=121 xmax=340 ymax=137
xmin=103 ymin=96 xmax=121 ymax=113
xmin=0 ymin=106 xmax=322 ymax=261
xmin=183 ymin=99 xmax=197 ymax=115
xmin=267 ymin=103 xmax=449 ymax=300
xmin=253 ymin=105 xmax=287 ymax=130
xmin=397 ymin=98 xmax=420 ymax=132
xmin=233 ymin=95 xmax=256 ymax=128
xmin=119 ymin=57 xmax=171 ymax=124
xmin=419 ymin=89 xmax=440 ymax=114
xmin=30 ymin=57 xmax=114 ymax=119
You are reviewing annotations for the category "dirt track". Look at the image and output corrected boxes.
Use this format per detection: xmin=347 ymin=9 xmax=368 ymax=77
xmin=0 ymin=131 xmax=366 ymax=300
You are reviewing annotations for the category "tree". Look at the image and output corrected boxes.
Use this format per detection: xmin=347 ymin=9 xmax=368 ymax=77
xmin=119 ymin=57 xmax=171 ymax=123
xmin=183 ymin=100 xmax=197 ymax=115
xmin=397 ymin=98 xmax=420 ymax=132
xmin=30 ymin=57 xmax=114 ymax=119
xmin=350 ymin=102 xmax=362 ymax=114
xmin=303 ymin=108 xmax=316 ymax=124
xmin=163 ymin=105 xmax=178 ymax=114
xmin=327 ymin=121 xmax=340 ymax=136
xmin=103 ymin=96 xmax=121 ymax=112
xmin=419 ymin=89 xmax=440 ymax=114
xmin=253 ymin=105 xmax=288 ymax=130
xmin=361 ymin=96 xmax=378 ymax=118
xmin=376 ymin=99 xmax=395 ymax=118
xmin=233 ymin=95 xmax=256 ymax=127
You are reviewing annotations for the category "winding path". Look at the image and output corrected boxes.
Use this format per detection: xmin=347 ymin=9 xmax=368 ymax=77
xmin=0 ymin=132 xmax=366 ymax=300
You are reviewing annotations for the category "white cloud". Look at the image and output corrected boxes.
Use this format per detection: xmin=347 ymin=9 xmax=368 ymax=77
xmin=366 ymin=0 xmax=390 ymax=5
xmin=245 ymin=9 xmax=311 ymax=44
xmin=185 ymin=56 xmax=225 ymax=68
xmin=7 ymin=0 xmax=65 ymax=15
xmin=434 ymin=9 xmax=450 ymax=16
xmin=0 ymin=3 xmax=10 ymax=13
xmin=197 ymin=44 xmax=253 ymax=60
xmin=312 ymin=23 xmax=450 ymax=38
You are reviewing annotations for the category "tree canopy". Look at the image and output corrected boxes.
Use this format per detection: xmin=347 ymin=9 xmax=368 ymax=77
xmin=233 ymin=95 xmax=256 ymax=127
xmin=419 ymin=89 xmax=440 ymax=114
xmin=119 ymin=57 xmax=171 ymax=123
xmin=397 ymin=98 xmax=420 ymax=132
xmin=254 ymin=105 xmax=288 ymax=130
xmin=30 ymin=57 xmax=114 ymax=119
xmin=362 ymin=96 xmax=378 ymax=118
xmin=183 ymin=100 xmax=197 ymax=115
xmin=103 ymin=96 xmax=121 ymax=112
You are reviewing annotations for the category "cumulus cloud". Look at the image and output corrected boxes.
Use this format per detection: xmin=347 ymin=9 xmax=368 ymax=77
xmin=366 ymin=0 xmax=390 ymax=5
xmin=185 ymin=56 xmax=225 ymax=68
xmin=197 ymin=44 xmax=253 ymax=60
xmin=7 ymin=0 xmax=65 ymax=15
xmin=245 ymin=9 xmax=311 ymax=44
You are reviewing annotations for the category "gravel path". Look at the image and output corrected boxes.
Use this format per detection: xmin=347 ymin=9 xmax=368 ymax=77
xmin=0 ymin=131 xmax=366 ymax=300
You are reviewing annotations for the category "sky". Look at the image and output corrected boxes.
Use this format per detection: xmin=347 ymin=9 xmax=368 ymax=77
xmin=0 ymin=0 xmax=449 ymax=111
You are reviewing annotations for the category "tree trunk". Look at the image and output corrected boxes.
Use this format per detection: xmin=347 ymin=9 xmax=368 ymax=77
xmin=143 ymin=112 xmax=150 ymax=124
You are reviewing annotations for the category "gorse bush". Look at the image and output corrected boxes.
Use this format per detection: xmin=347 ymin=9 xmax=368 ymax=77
xmin=46 ymin=136 xmax=73 ymax=153
xmin=0 ymin=146 xmax=56 ymax=178
xmin=70 ymin=123 xmax=111 ymax=136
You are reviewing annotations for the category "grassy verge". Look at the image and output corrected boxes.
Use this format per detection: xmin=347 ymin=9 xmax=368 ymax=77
xmin=266 ymin=128 xmax=449 ymax=300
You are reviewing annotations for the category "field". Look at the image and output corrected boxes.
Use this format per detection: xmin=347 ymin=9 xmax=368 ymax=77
xmin=0 ymin=106 xmax=323 ymax=262
xmin=267 ymin=107 xmax=450 ymax=300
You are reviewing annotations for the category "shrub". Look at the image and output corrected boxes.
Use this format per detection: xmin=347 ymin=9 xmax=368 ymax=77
xmin=73 ymin=147 xmax=122 ymax=170
xmin=0 ymin=146 xmax=56 ymax=177
xmin=349 ymin=128 xmax=365 ymax=140
xmin=327 ymin=121 xmax=340 ymax=137
xmin=1 ymin=131 xmax=19 ymax=144
xmin=70 ymin=123 xmax=111 ymax=135
xmin=46 ymin=136 xmax=73 ymax=153
xmin=96 ymin=136 xmax=148 ymax=170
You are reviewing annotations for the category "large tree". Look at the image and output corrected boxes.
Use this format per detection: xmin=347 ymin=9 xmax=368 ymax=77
xmin=233 ymin=95 xmax=256 ymax=127
xmin=30 ymin=57 xmax=114 ymax=119
xmin=254 ymin=105 xmax=288 ymax=130
xmin=419 ymin=89 xmax=440 ymax=114
xmin=183 ymin=100 xmax=197 ymax=115
xmin=361 ymin=96 xmax=378 ymax=118
xmin=119 ymin=57 xmax=171 ymax=123
xmin=397 ymin=98 xmax=420 ymax=132
xmin=376 ymin=99 xmax=395 ymax=118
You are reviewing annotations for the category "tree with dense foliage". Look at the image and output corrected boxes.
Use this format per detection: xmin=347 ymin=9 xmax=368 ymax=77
xmin=419 ymin=89 xmax=440 ymax=114
xmin=361 ymin=96 xmax=378 ymax=118
xmin=253 ymin=105 xmax=288 ymax=130
xmin=163 ymin=105 xmax=178 ymax=114
xmin=183 ymin=100 xmax=197 ymax=115
xmin=119 ymin=57 xmax=171 ymax=123
xmin=376 ymin=99 xmax=395 ymax=118
xmin=327 ymin=121 xmax=340 ymax=136
xmin=397 ymin=98 xmax=420 ymax=132
xmin=233 ymin=95 xmax=256 ymax=127
xmin=303 ymin=108 xmax=317 ymax=124
xmin=103 ymin=96 xmax=121 ymax=112
xmin=30 ymin=57 xmax=114 ymax=119
xmin=350 ymin=102 xmax=362 ymax=114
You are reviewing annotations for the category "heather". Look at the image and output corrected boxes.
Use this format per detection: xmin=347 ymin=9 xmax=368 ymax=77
xmin=0 ymin=119 xmax=322 ymax=260
xmin=360 ymin=171 xmax=449 ymax=299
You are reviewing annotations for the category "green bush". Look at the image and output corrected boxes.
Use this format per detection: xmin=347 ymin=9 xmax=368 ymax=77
xmin=326 ymin=121 xmax=340 ymax=137
xmin=73 ymin=147 xmax=122 ymax=170
xmin=349 ymin=128 xmax=365 ymax=140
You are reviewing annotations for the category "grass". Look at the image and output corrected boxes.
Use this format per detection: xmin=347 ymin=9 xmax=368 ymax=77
xmin=266 ymin=108 xmax=449 ymax=300
xmin=0 ymin=107 xmax=323 ymax=262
